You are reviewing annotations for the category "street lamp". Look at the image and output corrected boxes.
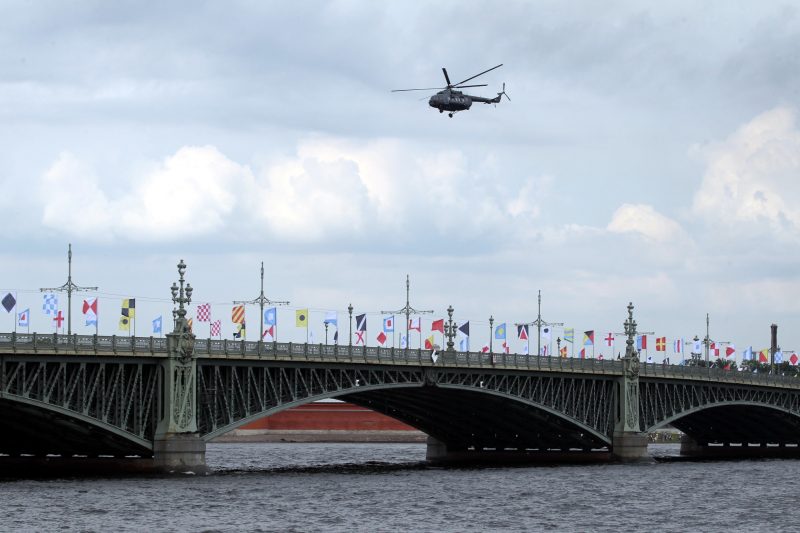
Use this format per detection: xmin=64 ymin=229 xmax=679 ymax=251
xmin=348 ymin=303 xmax=353 ymax=348
xmin=489 ymin=315 xmax=494 ymax=354
xmin=444 ymin=305 xmax=456 ymax=352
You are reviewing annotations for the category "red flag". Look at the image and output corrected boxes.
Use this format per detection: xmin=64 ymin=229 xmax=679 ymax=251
xmin=377 ymin=331 xmax=387 ymax=345
xmin=725 ymin=345 xmax=736 ymax=358
xmin=431 ymin=319 xmax=444 ymax=333
xmin=82 ymin=298 xmax=98 ymax=314
xmin=655 ymin=337 xmax=666 ymax=352
xmin=579 ymin=347 xmax=586 ymax=359
xmin=481 ymin=345 xmax=489 ymax=353
xmin=424 ymin=335 xmax=435 ymax=350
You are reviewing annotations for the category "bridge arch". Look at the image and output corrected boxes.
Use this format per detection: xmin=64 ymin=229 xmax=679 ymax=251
xmin=201 ymin=381 xmax=612 ymax=451
xmin=0 ymin=396 xmax=153 ymax=457
xmin=645 ymin=401 xmax=800 ymax=445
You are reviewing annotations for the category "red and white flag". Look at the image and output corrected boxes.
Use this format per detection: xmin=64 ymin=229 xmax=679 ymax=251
xmin=673 ymin=338 xmax=683 ymax=353
xmin=263 ymin=325 xmax=275 ymax=340
xmin=197 ymin=303 xmax=211 ymax=322
xmin=210 ymin=320 xmax=221 ymax=337
xmin=377 ymin=331 xmax=388 ymax=346
xmin=604 ymin=332 xmax=614 ymax=347
xmin=725 ymin=344 xmax=736 ymax=358
xmin=409 ymin=318 xmax=421 ymax=332
xmin=790 ymin=352 xmax=798 ymax=366
xmin=710 ymin=342 xmax=720 ymax=357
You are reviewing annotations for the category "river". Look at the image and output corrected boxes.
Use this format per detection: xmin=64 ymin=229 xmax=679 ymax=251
xmin=1 ymin=443 xmax=794 ymax=532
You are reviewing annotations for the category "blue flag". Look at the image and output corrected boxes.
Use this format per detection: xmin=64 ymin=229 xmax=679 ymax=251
xmin=152 ymin=316 xmax=163 ymax=334
xmin=264 ymin=307 xmax=277 ymax=326
xmin=495 ymin=323 xmax=507 ymax=340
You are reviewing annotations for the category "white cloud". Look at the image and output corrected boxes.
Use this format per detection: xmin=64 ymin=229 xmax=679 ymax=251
xmin=39 ymin=146 xmax=252 ymax=241
xmin=118 ymin=146 xmax=248 ymax=240
xmin=34 ymin=140 xmax=552 ymax=248
xmin=607 ymin=203 xmax=687 ymax=243
xmin=692 ymin=106 xmax=800 ymax=241
xmin=40 ymin=152 xmax=113 ymax=240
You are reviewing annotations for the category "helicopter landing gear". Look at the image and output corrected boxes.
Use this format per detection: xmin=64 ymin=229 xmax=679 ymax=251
xmin=448 ymin=113 xmax=453 ymax=118
xmin=439 ymin=109 xmax=443 ymax=113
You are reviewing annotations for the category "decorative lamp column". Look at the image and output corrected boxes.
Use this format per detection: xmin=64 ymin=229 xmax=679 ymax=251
xmin=489 ymin=315 xmax=494 ymax=354
xmin=557 ymin=337 xmax=561 ymax=358
xmin=348 ymin=303 xmax=353 ymax=348
xmin=154 ymin=259 xmax=205 ymax=472
xmin=444 ymin=305 xmax=456 ymax=352
xmin=612 ymin=301 xmax=647 ymax=461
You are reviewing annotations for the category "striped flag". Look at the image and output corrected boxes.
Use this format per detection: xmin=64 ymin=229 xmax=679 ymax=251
xmin=563 ymin=328 xmax=574 ymax=344
xmin=232 ymin=305 xmax=245 ymax=324
xmin=673 ymin=338 xmax=683 ymax=353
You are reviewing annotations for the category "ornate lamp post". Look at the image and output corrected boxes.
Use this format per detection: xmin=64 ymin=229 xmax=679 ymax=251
xmin=444 ymin=305 xmax=456 ymax=352
xmin=489 ymin=315 xmax=494 ymax=354
xmin=348 ymin=303 xmax=353 ymax=348
xmin=557 ymin=337 xmax=561 ymax=358
xmin=155 ymin=259 xmax=204 ymax=471
xmin=170 ymin=260 xmax=193 ymax=332
xmin=324 ymin=322 xmax=329 ymax=345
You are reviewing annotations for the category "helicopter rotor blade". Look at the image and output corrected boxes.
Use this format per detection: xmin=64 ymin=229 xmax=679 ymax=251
xmin=452 ymin=84 xmax=488 ymax=89
xmin=390 ymin=87 xmax=444 ymax=92
xmin=442 ymin=68 xmax=452 ymax=86
xmin=452 ymin=63 xmax=503 ymax=87
xmin=501 ymin=82 xmax=511 ymax=101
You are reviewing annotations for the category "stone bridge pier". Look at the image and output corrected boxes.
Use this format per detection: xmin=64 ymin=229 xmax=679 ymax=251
xmin=152 ymin=259 xmax=206 ymax=473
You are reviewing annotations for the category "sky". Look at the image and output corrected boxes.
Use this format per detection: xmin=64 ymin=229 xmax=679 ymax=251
xmin=1 ymin=1 xmax=800 ymax=360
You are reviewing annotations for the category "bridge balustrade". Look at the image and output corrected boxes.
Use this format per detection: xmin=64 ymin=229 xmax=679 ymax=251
xmin=2 ymin=332 xmax=799 ymax=388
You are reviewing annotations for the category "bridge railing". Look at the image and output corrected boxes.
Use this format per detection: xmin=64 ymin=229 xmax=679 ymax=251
xmin=3 ymin=332 xmax=799 ymax=386
xmin=0 ymin=332 xmax=625 ymax=374
xmin=0 ymin=332 xmax=168 ymax=355
xmin=640 ymin=362 xmax=800 ymax=388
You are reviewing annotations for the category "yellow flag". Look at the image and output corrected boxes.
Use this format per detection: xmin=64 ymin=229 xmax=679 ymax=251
xmin=296 ymin=309 xmax=308 ymax=327
xmin=119 ymin=315 xmax=130 ymax=331
xmin=121 ymin=298 xmax=136 ymax=319
xmin=188 ymin=318 xmax=193 ymax=332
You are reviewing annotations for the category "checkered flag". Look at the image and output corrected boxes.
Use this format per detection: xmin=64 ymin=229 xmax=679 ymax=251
xmin=210 ymin=320 xmax=221 ymax=337
xmin=43 ymin=293 xmax=58 ymax=316
xmin=197 ymin=303 xmax=211 ymax=322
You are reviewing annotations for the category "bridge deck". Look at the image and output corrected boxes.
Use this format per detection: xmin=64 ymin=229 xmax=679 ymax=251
xmin=1 ymin=333 xmax=798 ymax=389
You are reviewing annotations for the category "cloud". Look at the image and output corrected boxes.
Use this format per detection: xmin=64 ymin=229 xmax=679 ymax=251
xmin=40 ymin=152 xmax=113 ymax=240
xmin=35 ymin=139 xmax=551 ymax=250
xmin=607 ymin=203 xmax=687 ymax=243
xmin=692 ymin=106 xmax=800 ymax=241
xmin=39 ymin=146 xmax=252 ymax=241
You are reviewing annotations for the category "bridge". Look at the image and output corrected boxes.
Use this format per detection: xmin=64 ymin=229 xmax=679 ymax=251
xmin=2 ymin=261 xmax=800 ymax=471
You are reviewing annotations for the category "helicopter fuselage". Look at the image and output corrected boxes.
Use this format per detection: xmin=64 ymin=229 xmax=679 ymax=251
xmin=429 ymin=89 xmax=473 ymax=112
xmin=428 ymin=89 xmax=501 ymax=114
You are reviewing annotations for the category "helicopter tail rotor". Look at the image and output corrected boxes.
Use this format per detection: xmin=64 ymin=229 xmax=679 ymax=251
xmin=498 ymin=82 xmax=511 ymax=102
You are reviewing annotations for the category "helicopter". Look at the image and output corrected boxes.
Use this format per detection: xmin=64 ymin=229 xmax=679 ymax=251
xmin=392 ymin=64 xmax=510 ymax=117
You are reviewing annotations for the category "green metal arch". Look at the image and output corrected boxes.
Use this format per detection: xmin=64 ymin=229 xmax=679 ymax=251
xmin=437 ymin=383 xmax=612 ymax=445
xmin=1 ymin=393 xmax=153 ymax=451
xmin=645 ymin=400 xmax=800 ymax=432
xmin=202 ymin=381 xmax=612 ymax=445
